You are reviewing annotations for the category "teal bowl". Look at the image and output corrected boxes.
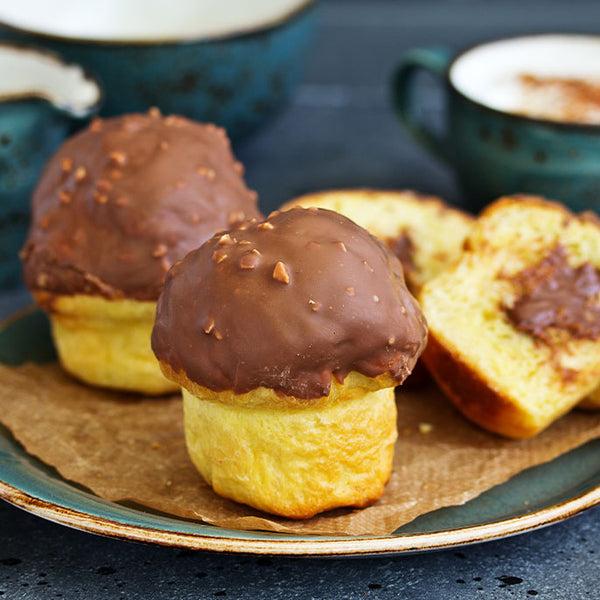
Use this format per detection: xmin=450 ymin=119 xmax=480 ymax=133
xmin=0 ymin=1 xmax=316 ymax=139
xmin=0 ymin=42 xmax=101 ymax=288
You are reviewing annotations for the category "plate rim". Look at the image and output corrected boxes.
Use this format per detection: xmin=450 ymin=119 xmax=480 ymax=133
xmin=0 ymin=306 xmax=599 ymax=556
xmin=1 ymin=477 xmax=599 ymax=555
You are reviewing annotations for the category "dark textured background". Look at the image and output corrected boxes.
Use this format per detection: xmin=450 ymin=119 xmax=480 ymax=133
xmin=1 ymin=1 xmax=600 ymax=597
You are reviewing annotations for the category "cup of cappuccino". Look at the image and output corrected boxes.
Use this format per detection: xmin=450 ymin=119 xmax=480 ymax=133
xmin=392 ymin=34 xmax=600 ymax=212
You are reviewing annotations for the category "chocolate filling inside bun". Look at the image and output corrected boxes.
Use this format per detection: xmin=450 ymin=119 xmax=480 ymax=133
xmin=21 ymin=110 xmax=262 ymax=301
xmin=152 ymin=207 xmax=428 ymax=399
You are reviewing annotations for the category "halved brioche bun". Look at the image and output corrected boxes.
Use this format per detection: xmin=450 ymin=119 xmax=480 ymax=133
xmin=420 ymin=196 xmax=600 ymax=438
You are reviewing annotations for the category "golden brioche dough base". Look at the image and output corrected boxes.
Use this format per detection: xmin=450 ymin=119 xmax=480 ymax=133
xmin=181 ymin=382 xmax=397 ymax=519
xmin=38 ymin=294 xmax=178 ymax=395
xmin=421 ymin=196 xmax=600 ymax=437
xmin=160 ymin=359 xmax=398 ymax=409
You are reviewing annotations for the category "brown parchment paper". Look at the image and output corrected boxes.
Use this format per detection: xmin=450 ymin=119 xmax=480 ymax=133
xmin=1 ymin=362 xmax=600 ymax=536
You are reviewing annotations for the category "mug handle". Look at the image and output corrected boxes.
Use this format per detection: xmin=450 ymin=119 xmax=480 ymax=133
xmin=391 ymin=46 xmax=452 ymax=161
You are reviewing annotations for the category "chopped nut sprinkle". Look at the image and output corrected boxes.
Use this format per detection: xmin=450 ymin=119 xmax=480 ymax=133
xmin=238 ymin=240 xmax=252 ymax=245
xmin=258 ymin=221 xmax=274 ymax=231
xmin=228 ymin=211 xmax=245 ymax=226
xmin=212 ymin=249 xmax=228 ymax=264
xmin=345 ymin=287 xmax=355 ymax=296
xmin=240 ymin=253 xmax=260 ymax=270
xmin=203 ymin=317 xmax=215 ymax=334
xmin=239 ymin=259 xmax=255 ymax=270
xmin=363 ymin=260 xmax=374 ymax=273
xmin=337 ymin=241 xmax=347 ymax=252
xmin=96 ymin=179 xmax=112 ymax=191
xmin=387 ymin=337 xmax=396 ymax=345
xmin=59 ymin=190 xmax=72 ymax=204
xmin=89 ymin=118 xmax=103 ymax=132
xmin=122 ymin=118 xmax=139 ymax=132
xmin=148 ymin=106 xmax=161 ymax=118
xmin=217 ymin=233 xmax=235 ymax=246
xmin=74 ymin=166 xmax=87 ymax=182
xmin=109 ymin=151 xmax=127 ymax=167
xmin=61 ymin=157 xmax=73 ymax=172
xmin=152 ymin=244 xmax=168 ymax=258
xmin=272 ymin=261 xmax=290 ymax=284
xmin=165 ymin=115 xmax=185 ymax=127
xmin=308 ymin=299 xmax=320 ymax=312
xmin=95 ymin=193 xmax=108 ymax=205
xmin=373 ymin=295 xmax=380 ymax=303
xmin=418 ymin=422 xmax=433 ymax=434
xmin=197 ymin=166 xmax=216 ymax=181
xmin=268 ymin=210 xmax=280 ymax=220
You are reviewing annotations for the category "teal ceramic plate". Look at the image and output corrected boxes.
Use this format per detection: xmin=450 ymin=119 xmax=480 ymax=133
xmin=0 ymin=308 xmax=599 ymax=556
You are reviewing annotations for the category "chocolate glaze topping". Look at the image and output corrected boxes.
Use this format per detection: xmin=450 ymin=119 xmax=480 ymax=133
xmin=21 ymin=111 xmax=261 ymax=301
xmin=505 ymin=245 xmax=600 ymax=343
xmin=152 ymin=208 xmax=428 ymax=399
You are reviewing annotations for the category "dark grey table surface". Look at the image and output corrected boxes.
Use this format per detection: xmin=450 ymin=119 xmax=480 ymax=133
xmin=2 ymin=1 xmax=600 ymax=598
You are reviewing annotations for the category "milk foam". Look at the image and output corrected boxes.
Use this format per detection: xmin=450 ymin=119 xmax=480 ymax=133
xmin=0 ymin=0 xmax=309 ymax=42
xmin=450 ymin=35 xmax=600 ymax=119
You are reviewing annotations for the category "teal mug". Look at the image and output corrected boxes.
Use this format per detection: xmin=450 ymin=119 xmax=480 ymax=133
xmin=0 ymin=42 xmax=101 ymax=288
xmin=0 ymin=0 xmax=316 ymax=140
xmin=392 ymin=34 xmax=600 ymax=213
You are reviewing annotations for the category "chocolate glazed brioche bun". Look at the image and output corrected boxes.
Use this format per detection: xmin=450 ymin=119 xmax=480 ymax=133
xmin=152 ymin=207 xmax=427 ymax=519
xmin=21 ymin=110 xmax=261 ymax=395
